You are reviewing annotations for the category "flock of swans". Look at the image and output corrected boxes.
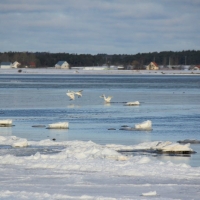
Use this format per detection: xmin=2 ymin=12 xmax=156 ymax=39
xmin=0 ymin=90 xmax=139 ymax=129
xmin=65 ymin=90 xmax=153 ymax=130
xmin=66 ymin=90 xmax=113 ymax=103
xmin=66 ymin=90 xmax=140 ymax=105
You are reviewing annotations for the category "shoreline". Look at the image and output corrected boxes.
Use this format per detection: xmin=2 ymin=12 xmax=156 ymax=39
xmin=0 ymin=68 xmax=200 ymax=75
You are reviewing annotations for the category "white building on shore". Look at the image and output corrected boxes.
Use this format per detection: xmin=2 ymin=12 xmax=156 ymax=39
xmin=55 ymin=61 xmax=69 ymax=69
xmin=146 ymin=62 xmax=159 ymax=70
xmin=0 ymin=62 xmax=12 ymax=69
xmin=83 ymin=66 xmax=107 ymax=70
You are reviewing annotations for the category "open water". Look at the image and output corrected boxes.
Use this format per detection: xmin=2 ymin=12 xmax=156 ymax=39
xmin=0 ymin=74 xmax=200 ymax=166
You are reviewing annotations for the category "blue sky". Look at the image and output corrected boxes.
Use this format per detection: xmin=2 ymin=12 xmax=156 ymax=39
xmin=0 ymin=0 xmax=199 ymax=54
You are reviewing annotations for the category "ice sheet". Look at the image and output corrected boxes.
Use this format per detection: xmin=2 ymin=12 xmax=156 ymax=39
xmin=0 ymin=136 xmax=200 ymax=199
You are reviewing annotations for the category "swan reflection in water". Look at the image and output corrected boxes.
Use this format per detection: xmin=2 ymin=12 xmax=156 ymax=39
xmin=104 ymin=102 xmax=111 ymax=106
xmin=67 ymin=104 xmax=81 ymax=108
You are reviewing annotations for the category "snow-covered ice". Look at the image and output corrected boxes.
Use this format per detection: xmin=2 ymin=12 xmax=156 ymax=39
xmin=0 ymin=136 xmax=200 ymax=199
xmin=142 ymin=191 xmax=157 ymax=196
xmin=46 ymin=122 xmax=69 ymax=129
xmin=0 ymin=119 xmax=12 ymax=127
xmin=0 ymin=136 xmax=28 ymax=147
xmin=106 ymin=141 xmax=194 ymax=153
xmin=124 ymin=101 xmax=140 ymax=106
xmin=134 ymin=120 xmax=152 ymax=130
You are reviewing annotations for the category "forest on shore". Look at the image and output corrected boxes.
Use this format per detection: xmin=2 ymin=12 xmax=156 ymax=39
xmin=0 ymin=50 xmax=200 ymax=69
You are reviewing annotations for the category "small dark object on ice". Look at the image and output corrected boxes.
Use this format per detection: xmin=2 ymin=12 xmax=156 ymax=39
xmin=177 ymin=139 xmax=200 ymax=144
xmin=108 ymin=128 xmax=116 ymax=130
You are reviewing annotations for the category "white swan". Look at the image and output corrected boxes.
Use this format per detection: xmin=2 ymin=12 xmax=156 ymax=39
xmin=74 ymin=90 xmax=83 ymax=98
xmin=66 ymin=90 xmax=83 ymax=100
xmin=66 ymin=91 xmax=75 ymax=100
xmin=100 ymin=94 xmax=113 ymax=103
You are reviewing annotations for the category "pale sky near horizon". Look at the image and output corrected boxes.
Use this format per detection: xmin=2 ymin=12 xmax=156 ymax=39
xmin=0 ymin=0 xmax=199 ymax=54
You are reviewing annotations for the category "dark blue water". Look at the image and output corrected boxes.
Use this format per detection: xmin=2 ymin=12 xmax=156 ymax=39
xmin=0 ymin=74 xmax=200 ymax=166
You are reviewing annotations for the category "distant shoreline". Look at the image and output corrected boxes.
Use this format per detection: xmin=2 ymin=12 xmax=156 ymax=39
xmin=0 ymin=68 xmax=200 ymax=75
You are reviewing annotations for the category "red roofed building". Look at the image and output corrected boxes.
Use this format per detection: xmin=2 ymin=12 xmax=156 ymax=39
xmin=146 ymin=62 xmax=159 ymax=70
xmin=29 ymin=62 xmax=36 ymax=68
xmin=193 ymin=65 xmax=200 ymax=70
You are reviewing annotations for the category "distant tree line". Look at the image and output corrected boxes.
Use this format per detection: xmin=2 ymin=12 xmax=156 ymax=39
xmin=0 ymin=50 xmax=199 ymax=69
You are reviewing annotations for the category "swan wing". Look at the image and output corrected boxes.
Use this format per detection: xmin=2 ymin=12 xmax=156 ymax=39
xmin=74 ymin=90 xmax=83 ymax=97
xmin=107 ymin=96 xmax=113 ymax=100
xmin=66 ymin=92 xmax=75 ymax=100
xmin=99 ymin=95 xmax=104 ymax=98
xmin=104 ymin=96 xmax=113 ymax=102
xmin=67 ymin=90 xmax=75 ymax=94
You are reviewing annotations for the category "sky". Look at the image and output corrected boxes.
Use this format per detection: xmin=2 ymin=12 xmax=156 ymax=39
xmin=0 ymin=0 xmax=200 ymax=54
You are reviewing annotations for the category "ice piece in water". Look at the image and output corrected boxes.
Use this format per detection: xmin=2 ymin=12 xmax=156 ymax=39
xmin=134 ymin=120 xmax=152 ymax=130
xmin=12 ymin=138 xmax=28 ymax=147
xmin=32 ymin=125 xmax=46 ymax=128
xmin=142 ymin=191 xmax=157 ymax=196
xmin=46 ymin=122 xmax=69 ymax=129
xmin=106 ymin=141 xmax=193 ymax=153
xmin=132 ymin=141 xmax=194 ymax=154
xmin=177 ymin=139 xmax=200 ymax=144
xmin=125 ymin=101 xmax=140 ymax=106
xmin=161 ymin=143 xmax=193 ymax=153
xmin=0 ymin=119 xmax=12 ymax=127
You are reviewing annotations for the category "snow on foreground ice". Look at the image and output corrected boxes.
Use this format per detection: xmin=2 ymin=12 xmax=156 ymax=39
xmin=0 ymin=136 xmax=194 ymax=153
xmin=0 ymin=136 xmax=200 ymax=199
xmin=106 ymin=141 xmax=194 ymax=153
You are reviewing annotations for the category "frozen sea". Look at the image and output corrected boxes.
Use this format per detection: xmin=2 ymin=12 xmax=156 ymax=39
xmin=0 ymin=74 xmax=200 ymax=199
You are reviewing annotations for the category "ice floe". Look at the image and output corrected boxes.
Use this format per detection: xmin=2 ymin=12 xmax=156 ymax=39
xmin=32 ymin=125 xmax=46 ymax=128
xmin=12 ymin=138 xmax=28 ymax=147
xmin=177 ymin=139 xmax=200 ymax=144
xmin=119 ymin=120 xmax=153 ymax=131
xmin=0 ymin=136 xmax=28 ymax=147
xmin=134 ymin=120 xmax=152 ymax=130
xmin=124 ymin=101 xmax=140 ymax=106
xmin=142 ymin=191 xmax=157 ymax=196
xmin=0 ymin=136 xmax=127 ymax=160
xmin=0 ymin=119 xmax=12 ymax=127
xmin=106 ymin=141 xmax=194 ymax=154
xmin=46 ymin=121 xmax=69 ymax=129
xmin=0 ymin=136 xmax=195 ymax=154
xmin=0 ymin=136 xmax=200 ymax=199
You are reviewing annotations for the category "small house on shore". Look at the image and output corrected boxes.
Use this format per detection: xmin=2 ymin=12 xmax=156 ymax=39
xmin=29 ymin=62 xmax=36 ymax=68
xmin=146 ymin=62 xmax=159 ymax=70
xmin=117 ymin=66 xmax=125 ymax=70
xmin=0 ymin=62 xmax=12 ymax=69
xmin=193 ymin=65 xmax=200 ymax=70
xmin=55 ymin=61 xmax=69 ymax=69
